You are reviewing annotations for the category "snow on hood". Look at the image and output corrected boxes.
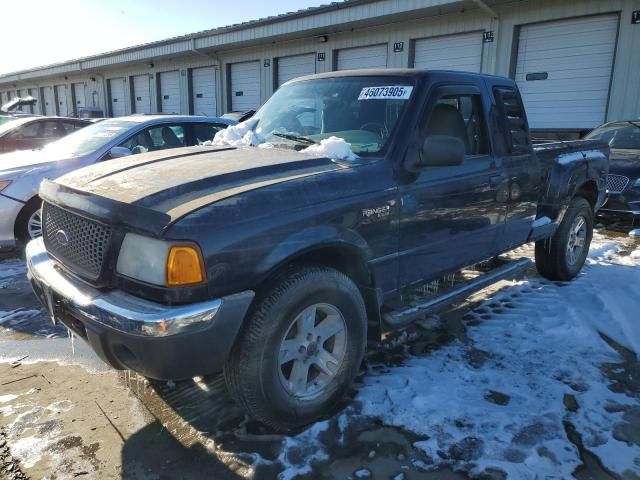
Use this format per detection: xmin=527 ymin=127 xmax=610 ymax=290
xmin=301 ymin=136 xmax=358 ymax=161
xmin=204 ymin=120 xmax=358 ymax=161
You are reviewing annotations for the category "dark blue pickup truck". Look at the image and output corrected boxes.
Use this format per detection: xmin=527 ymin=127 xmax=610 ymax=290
xmin=26 ymin=70 xmax=608 ymax=430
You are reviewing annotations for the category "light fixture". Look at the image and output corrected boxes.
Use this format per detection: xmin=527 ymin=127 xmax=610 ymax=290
xmin=318 ymin=35 xmax=328 ymax=43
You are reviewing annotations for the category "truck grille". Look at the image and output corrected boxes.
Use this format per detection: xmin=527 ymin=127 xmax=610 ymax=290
xmin=606 ymin=174 xmax=630 ymax=194
xmin=42 ymin=202 xmax=112 ymax=280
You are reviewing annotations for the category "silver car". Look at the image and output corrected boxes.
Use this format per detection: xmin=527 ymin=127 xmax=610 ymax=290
xmin=0 ymin=115 xmax=235 ymax=250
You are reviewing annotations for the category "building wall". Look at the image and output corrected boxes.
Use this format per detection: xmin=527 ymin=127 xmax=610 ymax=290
xmin=1 ymin=0 xmax=639 ymax=127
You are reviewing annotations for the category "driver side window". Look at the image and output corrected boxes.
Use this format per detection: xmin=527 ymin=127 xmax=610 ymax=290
xmin=422 ymin=94 xmax=489 ymax=156
xmin=118 ymin=124 xmax=186 ymax=154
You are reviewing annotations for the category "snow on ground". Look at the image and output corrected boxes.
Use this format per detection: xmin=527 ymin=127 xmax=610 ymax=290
xmin=279 ymin=232 xmax=640 ymax=479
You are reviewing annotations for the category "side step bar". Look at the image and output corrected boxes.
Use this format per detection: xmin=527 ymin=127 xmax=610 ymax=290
xmin=383 ymin=258 xmax=532 ymax=327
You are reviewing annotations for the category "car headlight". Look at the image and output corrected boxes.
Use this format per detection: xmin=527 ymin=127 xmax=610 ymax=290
xmin=0 ymin=180 xmax=12 ymax=192
xmin=116 ymin=233 xmax=206 ymax=287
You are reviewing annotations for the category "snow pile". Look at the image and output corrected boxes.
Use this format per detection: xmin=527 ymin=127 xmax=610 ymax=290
xmin=301 ymin=136 xmax=358 ymax=161
xmin=207 ymin=119 xmax=261 ymax=147
xmin=630 ymin=228 xmax=640 ymax=237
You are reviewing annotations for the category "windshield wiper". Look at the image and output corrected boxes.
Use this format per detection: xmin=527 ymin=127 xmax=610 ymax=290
xmin=627 ymin=121 xmax=640 ymax=130
xmin=271 ymin=132 xmax=317 ymax=145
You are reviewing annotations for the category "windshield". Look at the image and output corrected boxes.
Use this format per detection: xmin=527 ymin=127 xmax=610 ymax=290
xmin=251 ymin=77 xmax=415 ymax=154
xmin=42 ymin=118 xmax=138 ymax=157
xmin=585 ymin=122 xmax=640 ymax=150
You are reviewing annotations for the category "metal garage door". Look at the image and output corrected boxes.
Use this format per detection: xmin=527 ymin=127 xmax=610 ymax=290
xmin=73 ymin=83 xmax=86 ymax=112
xmin=230 ymin=61 xmax=261 ymax=112
xmin=277 ymin=54 xmax=316 ymax=87
xmin=515 ymin=14 xmax=618 ymax=130
xmin=133 ymin=74 xmax=152 ymax=114
xmin=159 ymin=71 xmax=180 ymax=114
xmin=191 ymin=66 xmax=217 ymax=116
xmin=55 ymin=85 xmax=69 ymax=116
xmin=28 ymin=89 xmax=40 ymax=114
xmin=109 ymin=78 xmax=126 ymax=117
xmin=414 ymin=32 xmax=483 ymax=72
xmin=42 ymin=87 xmax=55 ymax=115
xmin=336 ymin=44 xmax=388 ymax=70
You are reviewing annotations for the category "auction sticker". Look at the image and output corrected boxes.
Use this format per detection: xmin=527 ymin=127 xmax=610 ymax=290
xmin=358 ymin=86 xmax=413 ymax=100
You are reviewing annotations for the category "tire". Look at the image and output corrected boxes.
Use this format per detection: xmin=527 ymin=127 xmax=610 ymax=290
xmin=535 ymin=197 xmax=593 ymax=281
xmin=224 ymin=265 xmax=367 ymax=431
xmin=15 ymin=197 xmax=43 ymax=244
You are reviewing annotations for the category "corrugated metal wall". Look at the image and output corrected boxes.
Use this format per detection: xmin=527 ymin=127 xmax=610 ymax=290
xmin=1 ymin=0 xmax=638 ymax=126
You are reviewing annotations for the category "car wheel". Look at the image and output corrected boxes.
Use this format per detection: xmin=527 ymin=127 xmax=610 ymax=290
xmin=224 ymin=265 xmax=367 ymax=431
xmin=535 ymin=196 xmax=593 ymax=281
xmin=15 ymin=197 xmax=43 ymax=244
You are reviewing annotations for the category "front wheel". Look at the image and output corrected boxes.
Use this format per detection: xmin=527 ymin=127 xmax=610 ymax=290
xmin=15 ymin=197 xmax=43 ymax=244
xmin=224 ymin=266 xmax=367 ymax=431
xmin=535 ymin=197 xmax=593 ymax=281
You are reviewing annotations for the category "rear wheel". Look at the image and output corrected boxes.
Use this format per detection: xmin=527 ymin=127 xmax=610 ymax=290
xmin=15 ymin=197 xmax=43 ymax=244
xmin=535 ymin=197 xmax=593 ymax=281
xmin=224 ymin=265 xmax=367 ymax=430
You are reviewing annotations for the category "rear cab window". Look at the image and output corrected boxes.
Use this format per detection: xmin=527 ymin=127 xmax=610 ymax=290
xmin=493 ymin=86 xmax=531 ymax=155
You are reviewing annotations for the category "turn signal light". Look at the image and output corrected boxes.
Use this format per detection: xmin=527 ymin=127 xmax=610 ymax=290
xmin=166 ymin=245 xmax=206 ymax=286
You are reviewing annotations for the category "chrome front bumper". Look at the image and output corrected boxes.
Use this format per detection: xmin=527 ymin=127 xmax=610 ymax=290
xmin=26 ymin=237 xmax=223 ymax=337
xmin=26 ymin=237 xmax=255 ymax=380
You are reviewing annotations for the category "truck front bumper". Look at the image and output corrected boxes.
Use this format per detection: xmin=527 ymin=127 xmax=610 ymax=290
xmin=26 ymin=238 xmax=254 ymax=380
xmin=599 ymin=190 xmax=640 ymax=216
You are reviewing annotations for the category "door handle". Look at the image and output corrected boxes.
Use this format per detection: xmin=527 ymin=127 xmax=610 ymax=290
xmin=490 ymin=175 xmax=506 ymax=187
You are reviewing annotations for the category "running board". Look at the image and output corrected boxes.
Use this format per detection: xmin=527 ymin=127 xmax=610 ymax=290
xmin=383 ymin=258 xmax=532 ymax=327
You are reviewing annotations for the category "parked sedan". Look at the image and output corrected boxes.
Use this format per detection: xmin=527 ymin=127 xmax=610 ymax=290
xmin=0 ymin=115 xmax=235 ymax=248
xmin=0 ymin=117 xmax=91 ymax=153
xmin=585 ymin=120 xmax=640 ymax=217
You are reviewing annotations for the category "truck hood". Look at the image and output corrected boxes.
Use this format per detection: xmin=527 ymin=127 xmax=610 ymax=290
xmin=46 ymin=145 xmax=350 ymax=235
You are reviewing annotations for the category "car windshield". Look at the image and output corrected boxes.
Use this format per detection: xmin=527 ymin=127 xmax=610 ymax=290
xmin=585 ymin=122 xmax=640 ymax=150
xmin=42 ymin=118 xmax=138 ymax=157
xmin=250 ymin=76 xmax=415 ymax=154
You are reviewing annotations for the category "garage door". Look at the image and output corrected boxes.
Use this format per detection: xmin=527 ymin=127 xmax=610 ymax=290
xmin=159 ymin=71 xmax=180 ymax=114
xmin=73 ymin=83 xmax=86 ymax=112
xmin=277 ymin=54 xmax=316 ymax=87
xmin=515 ymin=14 xmax=618 ymax=130
xmin=55 ymin=85 xmax=69 ymax=116
xmin=414 ymin=32 xmax=483 ymax=72
xmin=109 ymin=78 xmax=126 ymax=117
xmin=336 ymin=44 xmax=388 ymax=70
xmin=230 ymin=61 xmax=261 ymax=112
xmin=191 ymin=66 xmax=217 ymax=116
xmin=132 ymin=74 xmax=152 ymax=113
xmin=29 ymin=89 xmax=40 ymax=114
xmin=42 ymin=87 xmax=55 ymax=115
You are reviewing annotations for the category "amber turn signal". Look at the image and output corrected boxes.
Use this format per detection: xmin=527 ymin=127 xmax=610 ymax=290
xmin=166 ymin=245 xmax=206 ymax=286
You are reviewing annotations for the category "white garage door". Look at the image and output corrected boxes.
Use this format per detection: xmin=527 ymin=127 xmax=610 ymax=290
xmin=414 ymin=32 xmax=483 ymax=72
xmin=159 ymin=71 xmax=180 ymax=114
xmin=133 ymin=74 xmax=152 ymax=114
xmin=55 ymin=85 xmax=69 ymax=116
xmin=515 ymin=14 xmax=618 ymax=130
xmin=191 ymin=66 xmax=217 ymax=116
xmin=230 ymin=61 xmax=261 ymax=112
xmin=109 ymin=78 xmax=126 ymax=117
xmin=336 ymin=44 xmax=388 ymax=70
xmin=42 ymin=87 xmax=55 ymax=115
xmin=73 ymin=83 xmax=86 ymax=111
xmin=29 ymin=89 xmax=40 ymax=114
xmin=277 ymin=54 xmax=316 ymax=87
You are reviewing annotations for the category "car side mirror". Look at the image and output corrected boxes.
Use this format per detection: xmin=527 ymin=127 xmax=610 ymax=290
xmin=109 ymin=146 xmax=132 ymax=159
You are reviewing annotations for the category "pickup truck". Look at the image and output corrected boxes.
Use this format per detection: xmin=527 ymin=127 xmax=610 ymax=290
xmin=26 ymin=70 xmax=609 ymax=430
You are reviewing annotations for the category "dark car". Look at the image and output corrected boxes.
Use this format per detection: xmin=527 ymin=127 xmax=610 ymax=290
xmin=0 ymin=116 xmax=91 ymax=153
xmin=27 ymin=70 xmax=608 ymax=430
xmin=585 ymin=120 xmax=640 ymax=217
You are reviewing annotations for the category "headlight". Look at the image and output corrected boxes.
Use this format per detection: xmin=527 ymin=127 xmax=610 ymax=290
xmin=0 ymin=180 xmax=12 ymax=192
xmin=116 ymin=233 xmax=206 ymax=287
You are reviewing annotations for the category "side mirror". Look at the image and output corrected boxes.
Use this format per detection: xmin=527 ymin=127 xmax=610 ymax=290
xmin=405 ymin=135 xmax=465 ymax=172
xmin=109 ymin=146 xmax=132 ymax=159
